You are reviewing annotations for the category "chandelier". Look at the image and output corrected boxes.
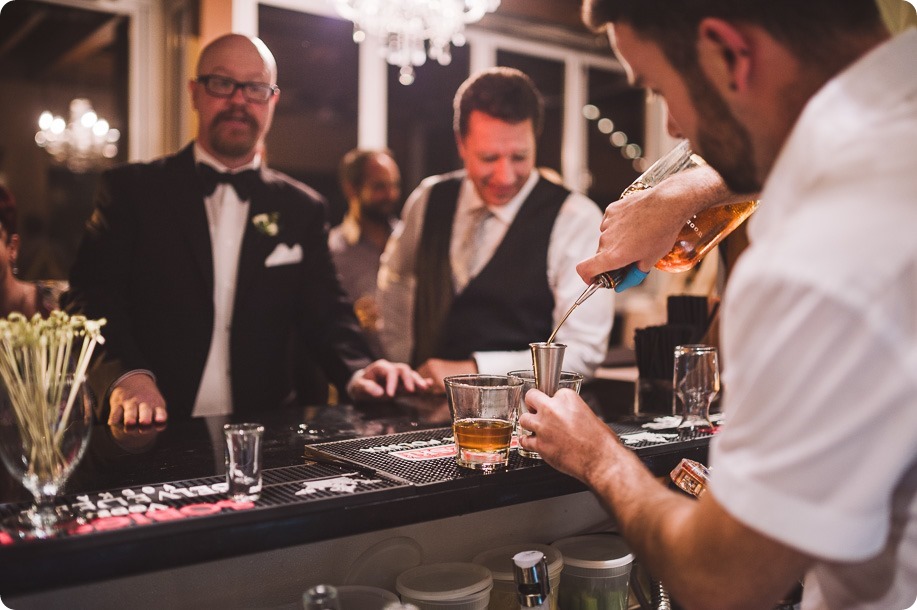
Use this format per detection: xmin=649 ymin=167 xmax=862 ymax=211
xmin=333 ymin=0 xmax=501 ymax=85
xmin=35 ymin=98 xmax=120 ymax=173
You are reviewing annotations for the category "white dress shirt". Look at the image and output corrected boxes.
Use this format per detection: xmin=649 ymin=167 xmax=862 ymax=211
xmin=710 ymin=30 xmax=917 ymax=610
xmin=191 ymin=144 xmax=260 ymax=417
xmin=377 ymin=169 xmax=613 ymax=378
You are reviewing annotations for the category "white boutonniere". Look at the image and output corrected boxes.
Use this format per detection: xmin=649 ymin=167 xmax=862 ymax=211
xmin=252 ymin=212 xmax=280 ymax=236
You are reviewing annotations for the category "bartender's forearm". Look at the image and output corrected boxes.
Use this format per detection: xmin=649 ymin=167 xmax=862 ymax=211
xmin=661 ymin=165 xmax=759 ymax=215
xmin=587 ymin=441 xmax=809 ymax=610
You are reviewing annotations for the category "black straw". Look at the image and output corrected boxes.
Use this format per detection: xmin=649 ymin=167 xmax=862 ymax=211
xmin=633 ymin=324 xmax=696 ymax=380
xmin=667 ymin=295 xmax=710 ymax=342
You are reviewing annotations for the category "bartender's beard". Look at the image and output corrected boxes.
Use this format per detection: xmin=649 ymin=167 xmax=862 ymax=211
xmin=688 ymin=73 xmax=762 ymax=194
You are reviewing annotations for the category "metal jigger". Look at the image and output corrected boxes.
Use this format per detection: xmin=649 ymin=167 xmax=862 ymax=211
xmin=530 ymin=342 xmax=566 ymax=396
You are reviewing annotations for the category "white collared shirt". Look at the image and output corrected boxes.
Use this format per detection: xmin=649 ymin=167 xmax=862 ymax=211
xmin=191 ymin=144 xmax=261 ymax=417
xmin=711 ymin=30 xmax=917 ymax=610
xmin=377 ymin=169 xmax=613 ymax=377
xmin=449 ymin=172 xmax=538 ymax=294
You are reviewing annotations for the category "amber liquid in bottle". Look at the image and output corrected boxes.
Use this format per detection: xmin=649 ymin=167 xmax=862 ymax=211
xmin=656 ymin=200 xmax=758 ymax=271
xmin=670 ymin=458 xmax=711 ymax=498
xmin=547 ymin=142 xmax=758 ymax=344
xmin=621 ymin=181 xmax=759 ymax=274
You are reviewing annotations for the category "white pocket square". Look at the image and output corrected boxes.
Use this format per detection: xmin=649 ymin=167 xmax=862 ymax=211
xmin=264 ymin=243 xmax=303 ymax=267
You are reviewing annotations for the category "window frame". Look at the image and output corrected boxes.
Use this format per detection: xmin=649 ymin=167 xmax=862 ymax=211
xmin=39 ymin=0 xmax=165 ymax=161
xmin=237 ymin=0 xmax=669 ymax=188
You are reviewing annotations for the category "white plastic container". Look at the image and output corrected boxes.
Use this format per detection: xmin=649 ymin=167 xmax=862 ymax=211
xmin=337 ymin=585 xmax=400 ymax=610
xmin=471 ymin=543 xmax=563 ymax=610
xmin=396 ymin=563 xmax=493 ymax=610
xmin=551 ymin=534 xmax=634 ymax=610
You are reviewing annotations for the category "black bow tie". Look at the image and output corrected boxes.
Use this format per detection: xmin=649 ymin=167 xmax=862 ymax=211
xmin=198 ymin=164 xmax=260 ymax=201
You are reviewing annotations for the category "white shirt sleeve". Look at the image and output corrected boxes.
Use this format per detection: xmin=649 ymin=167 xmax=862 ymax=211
xmin=376 ymin=181 xmax=431 ymax=363
xmin=473 ymin=193 xmax=613 ymax=378
xmin=712 ymin=268 xmax=917 ymax=562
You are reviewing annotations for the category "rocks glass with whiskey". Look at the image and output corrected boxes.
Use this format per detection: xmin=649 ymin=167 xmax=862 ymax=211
xmin=445 ymin=374 xmax=523 ymax=472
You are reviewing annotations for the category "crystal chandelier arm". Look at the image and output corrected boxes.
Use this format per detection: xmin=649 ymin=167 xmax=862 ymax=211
xmin=333 ymin=0 xmax=501 ymax=83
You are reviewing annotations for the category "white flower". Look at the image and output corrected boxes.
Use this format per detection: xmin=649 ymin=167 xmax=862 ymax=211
xmin=252 ymin=212 xmax=280 ymax=236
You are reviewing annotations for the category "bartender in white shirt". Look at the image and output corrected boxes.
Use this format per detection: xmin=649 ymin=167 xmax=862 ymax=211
xmin=377 ymin=67 xmax=613 ymax=391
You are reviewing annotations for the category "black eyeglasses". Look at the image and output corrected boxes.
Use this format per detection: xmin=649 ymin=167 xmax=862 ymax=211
xmin=196 ymin=74 xmax=279 ymax=103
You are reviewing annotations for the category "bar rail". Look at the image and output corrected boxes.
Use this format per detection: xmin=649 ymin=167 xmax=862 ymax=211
xmin=0 ymin=397 xmax=710 ymax=596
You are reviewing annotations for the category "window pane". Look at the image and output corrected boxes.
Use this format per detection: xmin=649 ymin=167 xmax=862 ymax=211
xmin=386 ymin=46 xmax=470 ymax=197
xmin=259 ymin=6 xmax=359 ymax=225
xmin=0 ymin=0 xmax=129 ymax=280
xmin=496 ymin=50 xmax=564 ymax=177
xmin=585 ymin=67 xmax=645 ymax=206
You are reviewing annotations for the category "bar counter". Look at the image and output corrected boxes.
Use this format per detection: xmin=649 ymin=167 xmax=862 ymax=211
xmin=0 ymin=388 xmax=710 ymax=609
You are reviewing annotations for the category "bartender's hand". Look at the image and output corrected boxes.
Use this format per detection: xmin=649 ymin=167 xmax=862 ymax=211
xmin=576 ymin=165 xmax=735 ymax=284
xmin=517 ymin=388 xmax=620 ymax=483
xmin=349 ymin=359 xmax=431 ymax=400
xmin=417 ymin=358 xmax=477 ymax=394
xmin=108 ymin=420 xmax=167 ymax=453
xmin=109 ymin=373 xmax=168 ymax=426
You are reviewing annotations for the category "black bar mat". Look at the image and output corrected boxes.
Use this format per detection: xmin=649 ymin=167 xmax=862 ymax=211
xmin=0 ymin=463 xmax=407 ymax=545
xmin=310 ymin=424 xmax=714 ymax=486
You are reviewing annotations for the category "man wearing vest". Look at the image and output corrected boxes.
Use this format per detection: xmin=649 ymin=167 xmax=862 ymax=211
xmin=377 ymin=67 xmax=613 ymax=392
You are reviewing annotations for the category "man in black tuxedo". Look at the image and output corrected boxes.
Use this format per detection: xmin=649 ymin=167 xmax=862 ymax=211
xmin=65 ymin=34 xmax=426 ymax=425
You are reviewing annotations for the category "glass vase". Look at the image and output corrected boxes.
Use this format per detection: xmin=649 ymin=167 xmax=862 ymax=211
xmin=0 ymin=373 xmax=93 ymax=538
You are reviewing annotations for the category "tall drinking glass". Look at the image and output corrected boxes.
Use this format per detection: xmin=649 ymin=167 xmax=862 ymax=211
xmin=673 ymin=345 xmax=719 ymax=435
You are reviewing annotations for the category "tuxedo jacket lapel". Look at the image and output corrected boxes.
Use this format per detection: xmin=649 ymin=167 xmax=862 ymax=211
xmin=234 ymin=166 xmax=273 ymax=305
xmin=165 ymin=146 xmax=214 ymax=296
xmin=165 ymin=152 xmax=277 ymax=318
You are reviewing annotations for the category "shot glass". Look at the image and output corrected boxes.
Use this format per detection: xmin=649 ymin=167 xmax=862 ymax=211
xmin=508 ymin=369 xmax=583 ymax=459
xmin=223 ymin=423 xmax=264 ymax=502
xmin=445 ymin=374 xmax=523 ymax=472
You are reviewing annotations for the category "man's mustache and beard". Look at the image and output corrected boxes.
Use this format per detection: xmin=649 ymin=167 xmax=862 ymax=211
xmin=208 ymin=109 xmax=260 ymax=159
xmin=685 ymin=68 xmax=762 ymax=194
xmin=361 ymin=202 xmax=397 ymax=224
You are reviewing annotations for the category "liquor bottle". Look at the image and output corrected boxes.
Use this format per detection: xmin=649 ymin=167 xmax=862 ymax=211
xmin=595 ymin=140 xmax=758 ymax=292
xmin=512 ymin=550 xmax=551 ymax=609
xmin=669 ymin=458 xmax=711 ymax=498
xmin=546 ymin=141 xmax=757 ymax=343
